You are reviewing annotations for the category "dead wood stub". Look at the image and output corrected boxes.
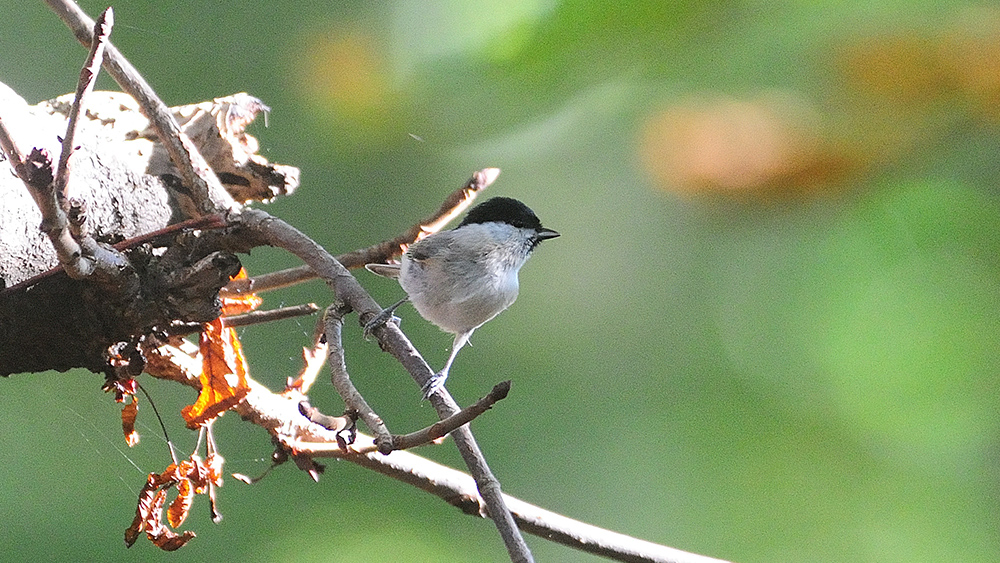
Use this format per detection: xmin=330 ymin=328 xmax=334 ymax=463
xmin=0 ymin=84 xmax=292 ymax=377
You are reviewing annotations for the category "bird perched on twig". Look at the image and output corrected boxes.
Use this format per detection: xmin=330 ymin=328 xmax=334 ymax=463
xmin=366 ymin=196 xmax=559 ymax=398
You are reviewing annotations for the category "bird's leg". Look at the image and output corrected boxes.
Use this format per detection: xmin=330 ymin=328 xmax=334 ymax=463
xmin=421 ymin=331 xmax=472 ymax=399
xmin=362 ymin=297 xmax=408 ymax=339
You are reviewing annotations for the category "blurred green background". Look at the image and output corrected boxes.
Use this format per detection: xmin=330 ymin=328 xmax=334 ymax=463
xmin=2 ymin=1 xmax=999 ymax=562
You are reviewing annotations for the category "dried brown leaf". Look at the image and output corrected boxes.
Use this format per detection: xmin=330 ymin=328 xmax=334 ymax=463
xmin=145 ymin=488 xmax=169 ymax=537
xmin=125 ymin=473 xmax=160 ymax=547
xmin=181 ymin=318 xmax=250 ymax=429
xmin=167 ymin=478 xmax=193 ymax=529
xmin=121 ymin=398 xmax=139 ymax=447
xmin=149 ymin=529 xmax=197 ymax=551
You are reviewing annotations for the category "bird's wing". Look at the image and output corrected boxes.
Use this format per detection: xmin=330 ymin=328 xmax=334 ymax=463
xmin=405 ymin=231 xmax=457 ymax=262
xmin=365 ymin=263 xmax=401 ymax=279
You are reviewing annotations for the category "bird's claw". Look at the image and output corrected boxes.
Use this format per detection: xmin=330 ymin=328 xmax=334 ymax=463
xmin=362 ymin=310 xmax=400 ymax=340
xmin=420 ymin=372 xmax=448 ymax=400
xmin=362 ymin=297 xmax=407 ymax=340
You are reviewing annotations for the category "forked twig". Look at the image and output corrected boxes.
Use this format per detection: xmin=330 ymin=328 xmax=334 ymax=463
xmin=1 ymin=10 xmax=128 ymax=283
xmin=300 ymin=380 xmax=511 ymax=453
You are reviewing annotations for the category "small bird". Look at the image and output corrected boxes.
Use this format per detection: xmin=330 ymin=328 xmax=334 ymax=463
xmin=366 ymin=196 xmax=559 ymax=398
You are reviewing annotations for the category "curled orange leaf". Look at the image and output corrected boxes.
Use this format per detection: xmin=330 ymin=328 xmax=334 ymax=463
xmin=180 ymin=318 xmax=250 ymax=429
xmin=167 ymin=478 xmax=194 ymax=528
xmin=121 ymin=398 xmax=139 ymax=447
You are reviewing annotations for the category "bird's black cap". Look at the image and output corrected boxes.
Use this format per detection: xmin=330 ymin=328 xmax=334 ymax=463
xmin=459 ymin=197 xmax=549 ymax=231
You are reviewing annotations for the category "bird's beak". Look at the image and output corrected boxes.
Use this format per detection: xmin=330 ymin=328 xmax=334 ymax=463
xmin=537 ymin=228 xmax=560 ymax=241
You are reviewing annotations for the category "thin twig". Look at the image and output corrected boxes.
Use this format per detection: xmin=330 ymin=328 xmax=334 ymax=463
xmin=300 ymin=380 xmax=510 ymax=453
xmin=163 ymin=304 xmax=320 ymax=336
xmin=45 ymin=0 xmax=237 ymax=217
xmin=109 ymin=214 xmax=229 ymax=251
xmin=55 ymin=6 xmax=113 ymax=203
xmin=220 ymin=265 xmax=315 ymax=295
xmin=221 ymin=167 xmax=499 ymax=295
xmin=336 ymin=167 xmax=500 ymax=269
xmin=222 ymin=303 xmax=319 ymax=328
xmin=323 ymin=300 xmax=394 ymax=454
xmin=391 ymin=380 xmax=509 ymax=451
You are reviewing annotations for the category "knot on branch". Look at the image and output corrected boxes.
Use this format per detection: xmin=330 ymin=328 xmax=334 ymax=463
xmin=67 ymin=198 xmax=87 ymax=228
xmin=161 ymin=251 xmax=242 ymax=323
xmin=25 ymin=147 xmax=54 ymax=189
